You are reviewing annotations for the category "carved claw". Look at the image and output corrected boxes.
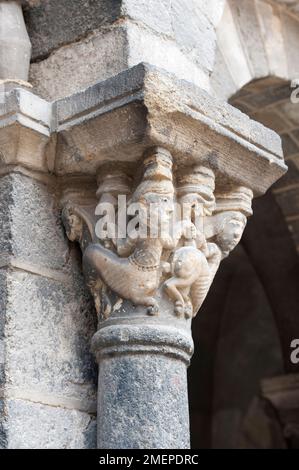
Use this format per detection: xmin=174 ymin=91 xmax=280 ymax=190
xmin=174 ymin=301 xmax=185 ymax=318
xmin=184 ymin=301 xmax=193 ymax=319
xmin=147 ymin=303 xmax=159 ymax=316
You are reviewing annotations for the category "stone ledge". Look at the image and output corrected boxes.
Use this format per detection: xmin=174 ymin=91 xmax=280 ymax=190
xmin=0 ymin=86 xmax=53 ymax=136
xmin=0 ymin=63 xmax=287 ymax=193
xmin=54 ymin=63 xmax=286 ymax=195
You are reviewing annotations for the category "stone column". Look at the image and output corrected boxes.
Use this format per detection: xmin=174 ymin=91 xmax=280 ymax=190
xmin=55 ymin=63 xmax=286 ymax=449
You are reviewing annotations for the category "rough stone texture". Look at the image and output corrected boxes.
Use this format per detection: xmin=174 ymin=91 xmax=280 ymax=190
xmin=97 ymin=352 xmax=190 ymax=449
xmin=1 ymin=175 xmax=67 ymax=271
xmin=211 ymin=0 xmax=299 ymax=101
xmin=53 ymin=63 xmax=285 ymax=196
xmin=4 ymin=399 xmax=96 ymax=449
xmin=0 ymin=1 xmax=31 ymax=81
xmin=0 ymin=0 xmax=295 ymax=451
xmin=24 ymin=0 xmax=121 ymax=60
xmin=0 ymin=173 xmax=97 ymax=448
xmin=29 ymin=22 xmax=210 ymax=101
xmin=28 ymin=0 xmax=227 ymax=100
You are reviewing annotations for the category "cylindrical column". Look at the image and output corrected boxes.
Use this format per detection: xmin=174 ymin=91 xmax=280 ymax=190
xmin=92 ymin=317 xmax=194 ymax=449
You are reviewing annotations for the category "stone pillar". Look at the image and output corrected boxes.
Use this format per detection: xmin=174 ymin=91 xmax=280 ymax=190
xmin=0 ymin=35 xmax=97 ymax=449
xmin=57 ymin=64 xmax=286 ymax=447
xmin=93 ymin=322 xmax=193 ymax=449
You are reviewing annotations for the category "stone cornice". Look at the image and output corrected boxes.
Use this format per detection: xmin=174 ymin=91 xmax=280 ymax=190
xmin=54 ymin=63 xmax=286 ymax=195
xmin=0 ymin=63 xmax=287 ymax=193
xmin=0 ymin=86 xmax=53 ymax=136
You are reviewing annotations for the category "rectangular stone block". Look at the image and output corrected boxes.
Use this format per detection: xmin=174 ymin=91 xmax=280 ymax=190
xmin=4 ymin=267 xmax=97 ymax=410
xmin=0 ymin=171 xmax=97 ymax=448
xmin=24 ymin=0 xmax=122 ymax=60
xmin=4 ymin=399 xmax=96 ymax=449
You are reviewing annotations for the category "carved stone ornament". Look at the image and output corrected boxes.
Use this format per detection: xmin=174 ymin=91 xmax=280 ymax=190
xmin=62 ymin=146 xmax=253 ymax=321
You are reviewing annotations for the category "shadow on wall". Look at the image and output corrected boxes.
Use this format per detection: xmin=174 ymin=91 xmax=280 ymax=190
xmin=189 ymin=188 xmax=299 ymax=449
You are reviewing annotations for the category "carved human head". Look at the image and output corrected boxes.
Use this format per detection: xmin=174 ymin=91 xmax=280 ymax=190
xmin=213 ymin=186 xmax=253 ymax=257
xmin=62 ymin=205 xmax=83 ymax=242
xmin=214 ymin=211 xmax=247 ymax=256
xmin=177 ymin=165 xmax=216 ymax=221
xmin=132 ymin=147 xmax=175 ymax=221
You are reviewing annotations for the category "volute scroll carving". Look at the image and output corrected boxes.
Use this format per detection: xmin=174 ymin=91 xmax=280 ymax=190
xmin=62 ymin=147 xmax=253 ymax=322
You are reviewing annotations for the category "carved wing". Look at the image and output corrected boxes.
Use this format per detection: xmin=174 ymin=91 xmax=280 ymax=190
xmin=190 ymin=274 xmax=212 ymax=317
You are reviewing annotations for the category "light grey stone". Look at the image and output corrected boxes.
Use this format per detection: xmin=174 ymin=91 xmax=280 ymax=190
xmin=54 ymin=63 xmax=285 ymax=195
xmin=229 ymin=0 xmax=269 ymax=79
xmin=5 ymin=399 xmax=96 ymax=449
xmin=0 ymin=174 xmax=67 ymax=271
xmin=121 ymin=0 xmax=173 ymax=37
xmin=30 ymin=26 xmax=130 ymax=102
xmin=0 ymin=171 xmax=97 ymax=448
xmin=0 ymin=1 xmax=31 ymax=81
xmin=171 ymin=0 xmax=217 ymax=74
xmin=5 ymin=268 xmax=97 ymax=409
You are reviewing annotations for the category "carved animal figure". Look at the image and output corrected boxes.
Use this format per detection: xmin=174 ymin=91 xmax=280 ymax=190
xmin=84 ymin=237 xmax=167 ymax=315
xmin=163 ymin=246 xmax=211 ymax=318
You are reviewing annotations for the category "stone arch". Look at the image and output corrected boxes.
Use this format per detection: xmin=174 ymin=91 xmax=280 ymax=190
xmin=209 ymin=0 xmax=299 ymax=367
xmin=188 ymin=0 xmax=299 ymax=448
xmin=211 ymin=0 xmax=299 ymax=102
xmin=189 ymin=190 xmax=299 ymax=448
xmin=212 ymin=0 xmax=299 ymax=252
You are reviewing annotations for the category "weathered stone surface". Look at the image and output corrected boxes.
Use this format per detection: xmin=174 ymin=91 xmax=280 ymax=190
xmin=229 ymin=0 xmax=268 ymax=79
xmin=170 ymin=0 xmax=217 ymax=74
xmin=0 ymin=172 xmax=97 ymax=448
xmin=0 ymin=174 xmax=67 ymax=271
xmin=5 ymin=269 xmax=97 ymax=408
xmin=4 ymin=399 xmax=96 ymax=449
xmin=0 ymin=0 xmax=293 ymax=451
xmin=24 ymin=0 xmax=121 ymax=60
xmin=29 ymin=26 xmax=129 ymax=101
xmin=121 ymin=0 xmax=173 ymax=37
xmin=29 ymin=21 xmax=210 ymax=101
xmin=0 ymin=1 xmax=31 ymax=81
xmin=54 ymin=64 xmax=285 ymax=195
xmin=97 ymin=348 xmax=190 ymax=449
xmin=27 ymin=0 xmax=226 ymax=99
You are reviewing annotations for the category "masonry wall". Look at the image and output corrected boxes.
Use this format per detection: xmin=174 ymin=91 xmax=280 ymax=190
xmin=0 ymin=173 xmax=97 ymax=448
xmin=24 ymin=0 xmax=225 ymax=100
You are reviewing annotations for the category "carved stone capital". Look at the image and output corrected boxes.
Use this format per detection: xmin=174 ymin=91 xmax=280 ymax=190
xmin=57 ymin=64 xmax=287 ymax=330
xmin=61 ymin=146 xmax=254 ymax=325
xmin=56 ymin=63 xmax=286 ymax=449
